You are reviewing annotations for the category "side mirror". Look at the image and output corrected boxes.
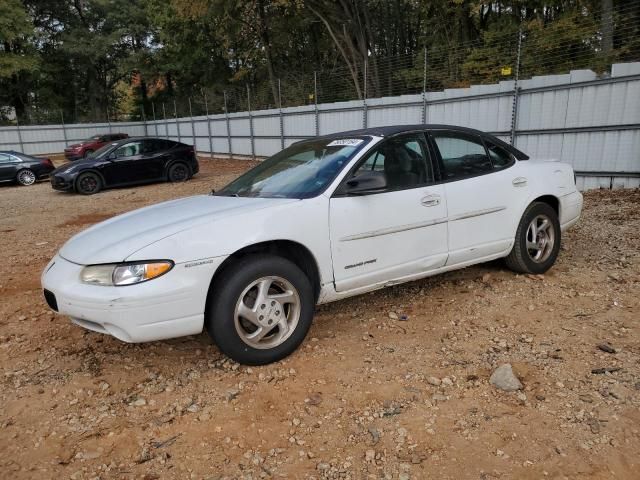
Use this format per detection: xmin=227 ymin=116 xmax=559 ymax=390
xmin=343 ymin=171 xmax=387 ymax=195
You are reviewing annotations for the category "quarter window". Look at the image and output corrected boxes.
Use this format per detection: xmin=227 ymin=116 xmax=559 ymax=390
xmin=432 ymin=133 xmax=492 ymax=180
xmin=352 ymin=135 xmax=432 ymax=191
xmin=486 ymin=141 xmax=514 ymax=169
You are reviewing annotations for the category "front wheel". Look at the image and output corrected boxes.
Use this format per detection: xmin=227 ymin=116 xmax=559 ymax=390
xmin=206 ymin=254 xmax=314 ymax=365
xmin=75 ymin=172 xmax=102 ymax=195
xmin=505 ymin=202 xmax=561 ymax=274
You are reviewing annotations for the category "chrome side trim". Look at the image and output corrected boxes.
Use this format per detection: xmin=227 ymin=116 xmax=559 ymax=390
xmin=340 ymin=217 xmax=447 ymax=242
xmin=449 ymin=206 xmax=506 ymax=222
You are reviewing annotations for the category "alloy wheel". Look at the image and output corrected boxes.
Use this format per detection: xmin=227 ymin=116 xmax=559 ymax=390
xmin=18 ymin=170 xmax=36 ymax=186
xmin=234 ymin=276 xmax=301 ymax=349
xmin=526 ymin=214 xmax=555 ymax=263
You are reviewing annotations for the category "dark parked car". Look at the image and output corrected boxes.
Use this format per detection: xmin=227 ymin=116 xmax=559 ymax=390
xmin=50 ymin=137 xmax=199 ymax=194
xmin=64 ymin=133 xmax=129 ymax=160
xmin=0 ymin=151 xmax=55 ymax=186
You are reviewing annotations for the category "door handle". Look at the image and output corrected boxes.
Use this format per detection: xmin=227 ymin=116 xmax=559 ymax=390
xmin=512 ymin=177 xmax=528 ymax=187
xmin=421 ymin=194 xmax=441 ymax=207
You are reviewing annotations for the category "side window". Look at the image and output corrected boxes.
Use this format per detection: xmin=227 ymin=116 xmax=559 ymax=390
xmin=0 ymin=153 xmax=13 ymax=163
xmin=354 ymin=150 xmax=385 ymax=172
xmin=352 ymin=135 xmax=432 ymax=190
xmin=485 ymin=141 xmax=514 ymax=169
xmin=432 ymin=132 xmax=492 ymax=180
xmin=114 ymin=141 xmax=142 ymax=158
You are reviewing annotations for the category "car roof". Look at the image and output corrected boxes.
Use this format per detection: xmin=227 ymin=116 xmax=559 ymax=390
xmin=103 ymin=137 xmax=179 ymax=146
xmin=312 ymin=124 xmax=529 ymax=160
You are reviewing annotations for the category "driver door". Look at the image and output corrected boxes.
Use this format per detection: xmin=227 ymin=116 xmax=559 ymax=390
xmin=105 ymin=141 xmax=143 ymax=185
xmin=329 ymin=133 xmax=449 ymax=292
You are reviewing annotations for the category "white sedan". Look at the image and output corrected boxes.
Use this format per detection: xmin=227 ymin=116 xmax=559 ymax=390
xmin=42 ymin=125 xmax=583 ymax=365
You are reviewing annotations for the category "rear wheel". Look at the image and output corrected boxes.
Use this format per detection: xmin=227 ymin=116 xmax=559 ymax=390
xmin=168 ymin=162 xmax=190 ymax=182
xmin=505 ymin=202 xmax=561 ymax=274
xmin=206 ymin=254 xmax=314 ymax=365
xmin=75 ymin=172 xmax=102 ymax=195
xmin=16 ymin=169 xmax=36 ymax=186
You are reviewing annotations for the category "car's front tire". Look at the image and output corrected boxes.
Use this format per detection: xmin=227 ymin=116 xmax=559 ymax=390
xmin=505 ymin=201 xmax=561 ymax=274
xmin=75 ymin=172 xmax=102 ymax=195
xmin=83 ymin=149 xmax=93 ymax=159
xmin=206 ymin=254 xmax=314 ymax=365
xmin=16 ymin=169 xmax=36 ymax=186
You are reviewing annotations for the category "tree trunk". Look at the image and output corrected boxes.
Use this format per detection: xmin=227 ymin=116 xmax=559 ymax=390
xmin=257 ymin=0 xmax=279 ymax=106
xmin=601 ymin=0 xmax=614 ymax=54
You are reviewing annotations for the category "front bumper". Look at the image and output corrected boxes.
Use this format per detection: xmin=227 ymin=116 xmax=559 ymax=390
xmin=41 ymin=254 xmax=226 ymax=342
xmin=50 ymin=174 xmax=74 ymax=191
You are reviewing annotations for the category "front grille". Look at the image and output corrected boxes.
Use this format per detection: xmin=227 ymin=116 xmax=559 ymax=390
xmin=43 ymin=289 xmax=58 ymax=311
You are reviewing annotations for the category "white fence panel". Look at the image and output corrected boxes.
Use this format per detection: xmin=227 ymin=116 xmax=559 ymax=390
xmin=2 ymin=62 xmax=639 ymax=189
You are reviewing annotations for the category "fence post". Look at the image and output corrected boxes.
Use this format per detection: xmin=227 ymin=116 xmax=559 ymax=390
xmin=362 ymin=59 xmax=368 ymax=128
xmin=174 ymin=100 xmax=181 ymax=142
xmin=60 ymin=110 xmax=68 ymax=145
xmin=204 ymin=94 xmax=213 ymax=157
xmin=152 ymin=102 xmax=158 ymax=137
xmin=224 ymin=91 xmax=232 ymax=159
xmin=247 ymin=85 xmax=255 ymax=159
xmin=15 ymin=111 xmax=24 ymax=153
xmin=162 ymin=103 xmax=168 ymax=139
xmin=188 ymin=97 xmax=196 ymax=149
xmin=510 ymin=28 xmax=523 ymax=146
xmin=422 ymin=48 xmax=428 ymax=124
xmin=278 ymin=78 xmax=284 ymax=150
xmin=107 ymin=107 xmax=112 ymax=134
xmin=314 ymin=71 xmax=319 ymax=136
xmin=141 ymin=107 xmax=148 ymax=136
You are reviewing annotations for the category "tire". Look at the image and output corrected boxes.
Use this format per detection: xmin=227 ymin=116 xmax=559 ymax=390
xmin=83 ymin=149 xmax=93 ymax=159
xmin=16 ymin=169 xmax=36 ymax=186
xmin=206 ymin=254 xmax=314 ymax=365
xmin=75 ymin=172 xmax=102 ymax=195
xmin=505 ymin=201 xmax=561 ymax=274
xmin=167 ymin=162 xmax=190 ymax=182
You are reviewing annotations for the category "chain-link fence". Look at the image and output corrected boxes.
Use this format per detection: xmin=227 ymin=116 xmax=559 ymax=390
xmin=3 ymin=2 xmax=639 ymax=127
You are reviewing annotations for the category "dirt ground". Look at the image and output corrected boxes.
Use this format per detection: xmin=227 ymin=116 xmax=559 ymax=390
xmin=0 ymin=158 xmax=638 ymax=480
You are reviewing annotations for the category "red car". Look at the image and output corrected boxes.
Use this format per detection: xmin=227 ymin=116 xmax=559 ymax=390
xmin=64 ymin=133 xmax=129 ymax=161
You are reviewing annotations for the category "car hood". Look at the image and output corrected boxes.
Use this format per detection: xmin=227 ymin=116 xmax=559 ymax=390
xmin=59 ymin=195 xmax=297 ymax=265
xmin=52 ymin=158 xmax=100 ymax=174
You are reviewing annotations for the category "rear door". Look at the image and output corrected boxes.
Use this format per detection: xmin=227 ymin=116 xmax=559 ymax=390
xmin=140 ymin=139 xmax=171 ymax=180
xmin=428 ymin=130 xmax=528 ymax=265
xmin=329 ymin=133 xmax=449 ymax=292
xmin=0 ymin=153 xmax=19 ymax=181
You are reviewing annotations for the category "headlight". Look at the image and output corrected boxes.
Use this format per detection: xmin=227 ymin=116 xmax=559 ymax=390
xmin=80 ymin=261 xmax=173 ymax=286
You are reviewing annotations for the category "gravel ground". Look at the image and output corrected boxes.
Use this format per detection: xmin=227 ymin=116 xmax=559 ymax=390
xmin=0 ymin=158 xmax=639 ymax=480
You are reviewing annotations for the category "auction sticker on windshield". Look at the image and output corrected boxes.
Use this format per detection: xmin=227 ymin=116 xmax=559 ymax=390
xmin=327 ymin=139 xmax=364 ymax=147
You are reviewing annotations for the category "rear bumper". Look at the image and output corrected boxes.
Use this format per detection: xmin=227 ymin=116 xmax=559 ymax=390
xmin=560 ymin=190 xmax=583 ymax=231
xmin=41 ymin=254 xmax=226 ymax=343
xmin=64 ymin=151 xmax=83 ymax=161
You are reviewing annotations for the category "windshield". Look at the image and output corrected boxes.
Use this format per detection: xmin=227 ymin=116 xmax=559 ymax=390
xmin=216 ymin=137 xmax=370 ymax=199
xmin=85 ymin=135 xmax=102 ymax=142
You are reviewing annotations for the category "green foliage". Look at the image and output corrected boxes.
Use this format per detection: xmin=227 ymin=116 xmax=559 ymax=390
xmin=0 ymin=0 xmax=638 ymax=124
